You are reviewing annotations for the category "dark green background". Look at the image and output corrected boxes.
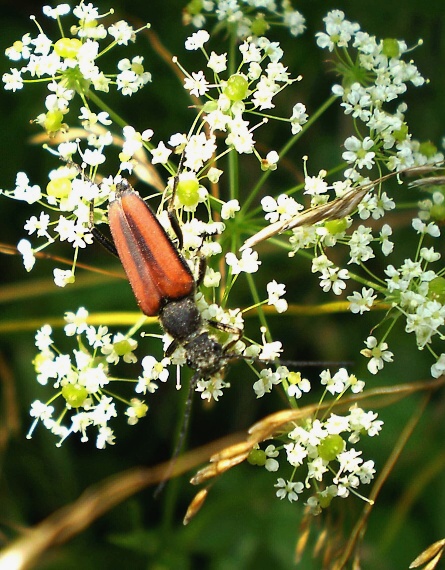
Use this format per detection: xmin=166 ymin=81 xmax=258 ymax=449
xmin=0 ymin=1 xmax=444 ymax=568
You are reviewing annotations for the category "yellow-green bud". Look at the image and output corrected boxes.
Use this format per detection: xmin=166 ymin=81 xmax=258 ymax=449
xmin=224 ymin=74 xmax=249 ymax=102
xmin=430 ymin=204 xmax=445 ymax=222
xmin=325 ymin=218 xmax=348 ymax=234
xmin=43 ymin=110 xmax=64 ymax=134
xmin=186 ymin=0 xmax=203 ymax=15
xmin=177 ymin=177 xmax=200 ymax=208
xmin=318 ymin=492 xmax=334 ymax=509
xmin=131 ymin=62 xmax=144 ymax=75
xmin=317 ymin=434 xmax=345 ymax=461
xmin=419 ymin=141 xmax=438 ymax=158
xmin=114 ymin=339 xmax=133 ymax=356
xmin=429 ymin=276 xmax=445 ymax=302
xmin=251 ymin=14 xmax=269 ymax=37
xmin=47 ymin=177 xmax=72 ymax=199
xmin=62 ymin=384 xmax=88 ymax=407
xmin=382 ymin=38 xmax=400 ymax=58
xmin=54 ymin=38 xmax=82 ymax=59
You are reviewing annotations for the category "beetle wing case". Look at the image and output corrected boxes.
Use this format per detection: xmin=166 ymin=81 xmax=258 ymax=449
xmin=108 ymin=180 xmax=195 ymax=316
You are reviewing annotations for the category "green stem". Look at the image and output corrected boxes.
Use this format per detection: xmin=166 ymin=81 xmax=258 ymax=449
xmin=87 ymin=90 xmax=128 ymax=129
xmin=246 ymin=272 xmax=271 ymax=339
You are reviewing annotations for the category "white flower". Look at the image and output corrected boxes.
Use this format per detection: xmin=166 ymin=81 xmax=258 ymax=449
xmin=13 ymin=172 xmax=42 ymax=203
xmin=2 ymin=68 xmax=24 ymax=91
xmin=379 ymin=224 xmax=394 ymax=256
xmin=35 ymin=324 xmax=53 ymax=351
xmin=184 ymin=132 xmax=217 ymax=171
xmin=5 ymin=33 xmax=32 ymax=61
xmin=96 ymin=426 xmax=116 ymax=448
xmin=43 ymin=4 xmax=71 ymax=18
xmin=17 ymin=239 xmax=35 ymax=271
xmin=412 ymin=218 xmax=440 ymax=238
xmin=290 ymin=102 xmax=308 ymax=134
xmin=53 ymin=269 xmax=75 ymax=287
xmin=151 ymin=141 xmax=172 ymax=165
xmin=360 ymin=336 xmax=394 ymax=374
xmin=253 ymin=368 xmax=281 ymax=398
xmin=266 ymin=280 xmax=288 ymax=313
xmin=208 ymin=51 xmax=227 ymax=73
xmin=226 ymin=117 xmax=255 ymax=154
xmin=136 ymin=356 xmax=170 ymax=394
xmin=431 ymin=353 xmax=445 ymax=378
xmin=64 ymin=307 xmax=89 ymax=336
xmin=195 ymin=375 xmax=228 ymax=401
xmin=264 ymin=444 xmax=279 ymax=472
xmin=259 ymin=341 xmax=283 ymax=361
xmin=184 ymin=70 xmax=209 ymax=97
xmin=261 ymin=193 xmax=302 ymax=223
xmin=319 ymin=266 xmax=350 ymax=295
xmin=316 ymin=10 xmax=360 ymax=51
xmin=185 ymin=30 xmax=210 ymax=50
xmin=420 ymin=247 xmax=440 ymax=263
xmin=284 ymin=9 xmax=306 ymax=37
xmin=342 ymin=136 xmax=375 ymax=169
xmin=274 ymin=478 xmax=304 ymax=502
xmin=320 ymin=368 xmax=347 ymax=395
xmin=108 ymin=20 xmax=136 ymax=45
xmin=226 ymin=247 xmax=261 ymax=274
xmin=347 ymin=287 xmax=376 ymax=314
xmin=82 ymin=148 xmax=105 ymax=166
xmin=287 ymin=371 xmax=311 ymax=399
xmin=348 ymin=225 xmax=375 ymax=264
xmin=221 ymin=199 xmax=240 ymax=220
xmin=304 ymin=172 xmax=328 ymax=196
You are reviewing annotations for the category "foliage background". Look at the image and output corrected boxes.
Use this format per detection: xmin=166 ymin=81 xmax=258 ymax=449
xmin=0 ymin=0 xmax=444 ymax=568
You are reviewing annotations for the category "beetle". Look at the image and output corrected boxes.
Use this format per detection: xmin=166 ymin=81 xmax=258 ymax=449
xmin=106 ymin=178 xmax=235 ymax=381
xmin=101 ymin=176 xmax=244 ymax=487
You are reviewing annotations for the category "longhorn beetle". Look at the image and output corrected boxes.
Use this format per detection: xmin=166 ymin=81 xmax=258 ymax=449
xmin=80 ymin=163 xmax=248 ymax=469
xmin=105 ymin=177 xmax=236 ymax=380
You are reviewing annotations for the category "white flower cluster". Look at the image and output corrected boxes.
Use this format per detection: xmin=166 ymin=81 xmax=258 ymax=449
xmin=183 ymin=0 xmax=306 ymax=39
xmin=3 ymin=4 xmax=151 ymax=134
xmin=262 ymin=171 xmax=445 ymax=374
xmin=317 ymin=10 xmax=443 ymax=176
xmin=28 ymin=308 xmax=151 ymax=449
xmin=178 ymin=30 xmax=307 ymax=158
xmin=249 ymin=369 xmax=381 ymax=512
xmin=254 ymin=11 xmax=445 ymax=376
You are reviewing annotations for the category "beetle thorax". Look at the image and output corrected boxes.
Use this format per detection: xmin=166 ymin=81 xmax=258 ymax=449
xmin=159 ymin=296 xmax=201 ymax=343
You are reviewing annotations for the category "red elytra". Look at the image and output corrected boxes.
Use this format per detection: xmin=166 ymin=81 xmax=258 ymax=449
xmin=108 ymin=182 xmax=195 ymax=316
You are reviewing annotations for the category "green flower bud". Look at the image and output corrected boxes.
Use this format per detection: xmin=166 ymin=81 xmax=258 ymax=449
xmin=429 ymin=276 xmax=445 ymax=302
xmin=177 ymin=177 xmax=200 ymax=208
xmin=419 ymin=141 xmax=438 ymax=158
xmin=382 ymin=38 xmax=400 ymax=58
xmin=251 ymin=14 xmax=269 ymax=37
xmin=247 ymin=449 xmax=267 ymax=466
xmin=54 ymin=38 xmax=82 ymax=59
xmin=224 ymin=74 xmax=249 ymax=102
xmin=317 ymin=434 xmax=345 ymax=461
xmin=43 ymin=110 xmax=64 ymax=134
xmin=186 ymin=0 xmax=203 ymax=15
xmin=47 ymin=177 xmax=72 ymax=199
xmin=62 ymin=384 xmax=88 ymax=408
xmin=430 ymin=204 xmax=445 ymax=222
xmin=325 ymin=218 xmax=348 ymax=234
xmin=114 ymin=339 xmax=133 ymax=356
